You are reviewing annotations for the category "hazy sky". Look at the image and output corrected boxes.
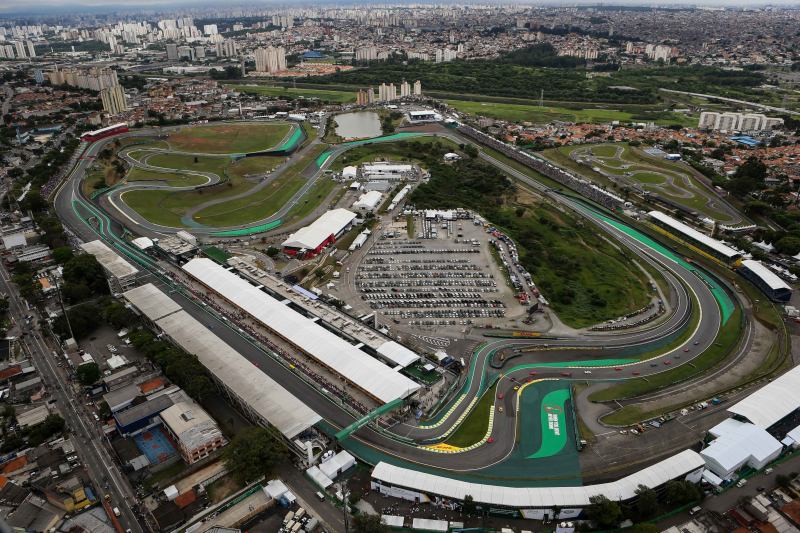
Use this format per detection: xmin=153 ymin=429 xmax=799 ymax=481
xmin=1 ymin=0 xmax=799 ymax=15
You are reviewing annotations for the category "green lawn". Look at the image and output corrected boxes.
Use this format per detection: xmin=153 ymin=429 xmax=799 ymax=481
xmin=284 ymin=176 xmax=339 ymax=225
xmin=446 ymin=99 xmax=696 ymax=127
xmin=226 ymin=84 xmax=356 ymax=103
xmin=167 ymin=122 xmax=292 ymax=154
xmin=121 ymin=189 xmax=187 ymax=227
xmin=126 ymin=167 xmax=209 ymax=187
xmin=445 ymin=383 xmax=497 ymax=448
xmin=331 ymin=136 xmax=461 ymax=171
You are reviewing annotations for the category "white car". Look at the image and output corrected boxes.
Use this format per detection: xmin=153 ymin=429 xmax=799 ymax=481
xmin=583 ymin=370 xmax=592 ymax=374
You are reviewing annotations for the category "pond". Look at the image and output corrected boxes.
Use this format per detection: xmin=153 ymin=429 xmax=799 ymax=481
xmin=334 ymin=111 xmax=382 ymax=139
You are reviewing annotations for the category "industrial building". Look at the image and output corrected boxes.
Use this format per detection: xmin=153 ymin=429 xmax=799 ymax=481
xmin=281 ymin=208 xmax=357 ymax=259
xmin=123 ymin=283 xmax=322 ymax=441
xmin=407 ymin=110 xmax=441 ymax=123
xmin=737 ymin=259 xmax=793 ymax=302
xmin=647 ymin=211 xmax=742 ymax=265
xmin=79 ymin=240 xmax=139 ymax=293
xmin=160 ymin=400 xmax=227 ymax=464
xmin=181 ymin=258 xmax=421 ymax=404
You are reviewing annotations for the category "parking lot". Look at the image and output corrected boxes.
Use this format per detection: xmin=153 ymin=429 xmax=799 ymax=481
xmin=353 ymin=212 xmax=525 ymax=334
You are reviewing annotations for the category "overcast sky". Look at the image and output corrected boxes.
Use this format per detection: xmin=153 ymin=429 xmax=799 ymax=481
xmin=1 ymin=0 xmax=799 ymax=16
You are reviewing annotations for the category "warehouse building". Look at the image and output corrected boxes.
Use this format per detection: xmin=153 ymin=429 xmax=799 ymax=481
xmin=160 ymin=400 xmax=227 ymax=464
xmin=124 ymin=284 xmax=322 ymax=441
xmin=80 ymin=240 xmax=140 ymax=293
xmin=737 ymin=259 xmax=793 ymax=302
xmin=647 ymin=211 xmax=742 ymax=265
xmin=181 ymin=258 xmax=421 ymax=404
xmin=281 ymin=208 xmax=357 ymax=259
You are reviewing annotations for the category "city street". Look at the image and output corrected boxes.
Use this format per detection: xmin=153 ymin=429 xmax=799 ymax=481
xmin=0 ymin=260 xmax=143 ymax=533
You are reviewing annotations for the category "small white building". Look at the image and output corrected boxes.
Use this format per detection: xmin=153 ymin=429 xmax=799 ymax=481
xmin=700 ymin=419 xmax=782 ymax=479
xmin=342 ymin=166 xmax=358 ymax=180
xmin=352 ymin=190 xmax=383 ymax=213
xmin=362 ymin=163 xmax=416 ymax=182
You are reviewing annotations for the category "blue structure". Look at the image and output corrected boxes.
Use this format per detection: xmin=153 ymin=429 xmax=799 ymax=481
xmin=134 ymin=426 xmax=177 ymax=464
xmin=730 ymin=135 xmax=761 ymax=147
xmin=114 ymin=395 xmax=174 ymax=436
xmin=303 ymin=50 xmax=325 ymax=60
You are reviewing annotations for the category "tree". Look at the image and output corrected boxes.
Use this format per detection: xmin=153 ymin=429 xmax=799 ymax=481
xmin=76 ymin=362 xmax=100 ymax=386
xmin=52 ymin=246 xmax=75 ymax=265
xmin=62 ymin=254 xmax=109 ymax=298
xmin=352 ymin=514 xmax=388 ymax=533
xmin=462 ymin=494 xmax=476 ymax=515
xmin=266 ymin=246 xmax=280 ymax=258
xmin=628 ymin=524 xmax=660 ymax=533
xmin=635 ymin=484 xmax=659 ymax=520
xmin=727 ymin=156 xmax=767 ymax=198
xmin=223 ymin=427 xmax=288 ymax=484
xmin=664 ymin=480 xmax=701 ymax=506
xmin=587 ymin=494 xmax=622 ymax=528
xmin=774 ymin=235 xmax=800 ymax=256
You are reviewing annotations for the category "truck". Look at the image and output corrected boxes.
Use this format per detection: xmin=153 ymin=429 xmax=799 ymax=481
xmin=113 ymin=507 xmax=121 ymax=517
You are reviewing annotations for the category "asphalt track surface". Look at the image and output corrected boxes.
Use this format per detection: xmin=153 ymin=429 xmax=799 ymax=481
xmin=51 ymin=124 xmax=739 ymax=480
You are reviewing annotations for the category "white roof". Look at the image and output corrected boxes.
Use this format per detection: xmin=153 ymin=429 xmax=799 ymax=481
xmin=353 ymin=190 xmax=383 ymax=210
xmin=786 ymin=424 xmax=800 ymax=444
xmin=709 ymin=418 xmax=747 ymax=438
xmin=382 ymin=515 xmax=404 ymax=527
xmin=80 ymin=240 xmax=139 ymax=279
xmin=182 ymin=258 xmax=420 ymax=403
xmin=376 ymin=341 xmax=420 ymax=368
xmin=264 ymin=479 xmax=289 ymax=500
xmin=362 ymin=163 xmax=413 ymax=173
xmin=123 ymin=283 xmax=183 ymax=322
xmin=306 ymin=466 xmax=334 ymax=489
xmin=131 ymin=237 xmax=154 ymax=250
xmin=700 ymin=422 xmax=782 ymax=476
xmin=342 ymin=166 xmax=358 ymax=178
xmin=412 ymin=518 xmax=448 ymax=532
xmin=647 ymin=211 xmax=740 ymax=259
xmin=319 ymin=450 xmax=356 ymax=479
xmin=160 ymin=400 xmax=225 ymax=451
xmin=282 ymin=208 xmax=357 ymax=250
xmin=155 ymin=308 xmax=321 ymax=439
xmin=1 ymin=233 xmax=26 ymax=249
xmin=728 ymin=364 xmax=800 ymax=428
xmin=372 ymin=449 xmax=705 ymax=507
xmin=740 ymin=259 xmax=792 ymax=291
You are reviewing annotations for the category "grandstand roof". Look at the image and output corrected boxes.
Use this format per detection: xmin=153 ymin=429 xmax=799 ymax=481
xmin=123 ymin=284 xmax=182 ymax=322
xmin=182 ymin=258 xmax=420 ymax=403
xmin=700 ymin=420 xmax=782 ymax=477
xmin=728 ymin=365 xmax=800 ymax=429
xmin=80 ymin=240 xmax=139 ymax=280
xmin=281 ymin=208 xmax=356 ymax=250
xmin=647 ymin=211 xmax=740 ymax=260
xmin=372 ymin=449 xmax=705 ymax=508
xmin=376 ymin=341 xmax=420 ymax=368
xmin=155 ymin=309 xmax=321 ymax=439
xmin=740 ymin=259 xmax=792 ymax=291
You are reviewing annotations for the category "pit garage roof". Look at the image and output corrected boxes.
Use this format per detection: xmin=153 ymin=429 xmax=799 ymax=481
xmin=80 ymin=240 xmax=139 ymax=279
xmin=372 ymin=449 xmax=705 ymax=508
xmin=727 ymin=365 xmax=800 ymax=429
xmin=155 ymin=309 xmax=321 ymax=439
xmin=376 ymin=341 xmax=420 ymax=368
xmin=123 ymin=284 xmax=182 ymax=322
xmin=647 ymin=211 xmax=740 ymax=260
xmin=740 ymin=260 xmax=792 ymax=291
xmin=182 ymin=258 xmax=420 ymax=404
xmin=700 ymin=420 xmax=782 ymax=478
xmin=281 ymin=209 xmax=356 ymax=251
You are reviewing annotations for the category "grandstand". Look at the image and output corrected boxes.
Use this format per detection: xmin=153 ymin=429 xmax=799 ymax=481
xmin=737 ymin=260 xmax=793 ymax=302
xmin=647 ymin=211 xmax=742 ymax=265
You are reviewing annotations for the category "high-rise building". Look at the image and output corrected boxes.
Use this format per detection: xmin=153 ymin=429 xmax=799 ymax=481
xmin=739 ymin=114 xmax=766 ymax=132
xmin=716 ymin=112 xmax=741 ymax=132
xmin=100 ymin=85 xmax=128 ymax=115
xmin=216 ymin=40 xmax=238 ymax=57
xmin=400 ymin=79 xmax=411 ymax=98
xmin=203 ymin=24 xmax=218 ymax=36
xmin=14 ymin=41 xmax=27 ymax=59
xmin=33 ymin=69 xmax=44 ymax=84
xmin=254 ymin=46 xmax=286 ymax=73
xmin=194 ymin=46 xmax=205 ymax=59
xmin=166 ymin=43 xmax=179 ymax=60
xmin=413 ymin=80 xmax=422 ymax=96
xmin=355 ymin=46 xmax=378 ymax=62
xmin=177 ymin=45 xmax=194 ymax=61
xmin=25 ymin=40 xmax=35 ymax=58
xmin=698 ymin=112 xmax=719 ymax=130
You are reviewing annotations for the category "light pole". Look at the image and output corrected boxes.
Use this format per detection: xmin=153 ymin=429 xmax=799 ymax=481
xmin=338 ymin=482 xmax=350 ymax=533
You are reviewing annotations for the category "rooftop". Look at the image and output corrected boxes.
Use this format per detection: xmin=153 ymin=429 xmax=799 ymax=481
xmin=80 ymin=240 xmax=139 ymax=280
